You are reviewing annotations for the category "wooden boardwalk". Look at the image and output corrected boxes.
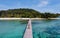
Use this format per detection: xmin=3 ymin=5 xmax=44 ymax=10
xmin=23 ymin=19 xmax=33 ymax=38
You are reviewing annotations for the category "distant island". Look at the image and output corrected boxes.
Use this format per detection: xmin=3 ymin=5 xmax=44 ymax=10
xmin=0 ymin=8 xmax=60 ymax=18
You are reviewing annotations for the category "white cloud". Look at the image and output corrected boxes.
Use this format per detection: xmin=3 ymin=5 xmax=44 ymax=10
xmin=37 ymin=0 xmax=49 ymax=7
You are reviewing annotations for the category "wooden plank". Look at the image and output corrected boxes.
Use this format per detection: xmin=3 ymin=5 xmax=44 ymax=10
xmin=23 ymin=19 xmax=33 ymax=38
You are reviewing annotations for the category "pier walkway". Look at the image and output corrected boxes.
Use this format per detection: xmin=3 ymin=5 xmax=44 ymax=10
xmin=23 ymin=19 xmax=33 ymax=38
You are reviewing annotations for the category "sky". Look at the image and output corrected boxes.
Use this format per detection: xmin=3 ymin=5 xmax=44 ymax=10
xmin=0 ymin=0 xmax=60 ymax=13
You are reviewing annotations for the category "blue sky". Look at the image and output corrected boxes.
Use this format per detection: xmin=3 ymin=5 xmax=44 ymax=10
xmin=0 ymin=0 xmax=60 ymax=13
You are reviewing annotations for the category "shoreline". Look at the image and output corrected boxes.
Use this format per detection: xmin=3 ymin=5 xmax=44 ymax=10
xmin=0 ymin=18 xmax=60 ymax=20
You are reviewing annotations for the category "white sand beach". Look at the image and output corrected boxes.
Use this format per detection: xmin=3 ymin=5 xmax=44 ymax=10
xmin=0 ymin=18 xmax=60 ymax=20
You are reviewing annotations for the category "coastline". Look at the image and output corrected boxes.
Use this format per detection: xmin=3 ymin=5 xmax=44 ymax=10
xmin=0 ymin=18 xmax=60 ymax=20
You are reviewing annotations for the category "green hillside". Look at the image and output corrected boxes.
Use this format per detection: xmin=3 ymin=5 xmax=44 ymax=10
xmin=0 ymin=8 xmax=60 ymax=18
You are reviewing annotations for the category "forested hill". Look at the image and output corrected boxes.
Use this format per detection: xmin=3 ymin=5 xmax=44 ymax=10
xmin=0 ymin=8 xmax=60 ymax=18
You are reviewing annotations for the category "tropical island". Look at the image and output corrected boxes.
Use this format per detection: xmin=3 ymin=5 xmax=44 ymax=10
xmin=0 ymin=8 xmax=60 ymax=18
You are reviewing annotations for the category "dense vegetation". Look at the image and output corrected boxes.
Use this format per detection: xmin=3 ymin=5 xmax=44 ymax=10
xmin=0 ymin=8 xmax=60 ymax=18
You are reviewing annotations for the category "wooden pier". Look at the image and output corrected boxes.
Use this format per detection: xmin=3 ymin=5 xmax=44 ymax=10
xmin=23 ymin=19 xmax=33 ymax=38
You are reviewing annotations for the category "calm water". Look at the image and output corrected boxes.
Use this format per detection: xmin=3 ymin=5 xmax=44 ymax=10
xmin=32 ymin=19 xmax=60 ymax=38
xmin=0 ymin=19 xmax=60 ymax=38
xmin=0 ymin=20 xmax=27 ymax=38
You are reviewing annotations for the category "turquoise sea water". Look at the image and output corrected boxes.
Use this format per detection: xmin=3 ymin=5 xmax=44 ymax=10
xmin=0 ymin=20 xmax=27 ymax=38
xmin=32 ymin=19 xmax=60 ymax=38
xmin=0 ymin=19 xmax=60 ymax=38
